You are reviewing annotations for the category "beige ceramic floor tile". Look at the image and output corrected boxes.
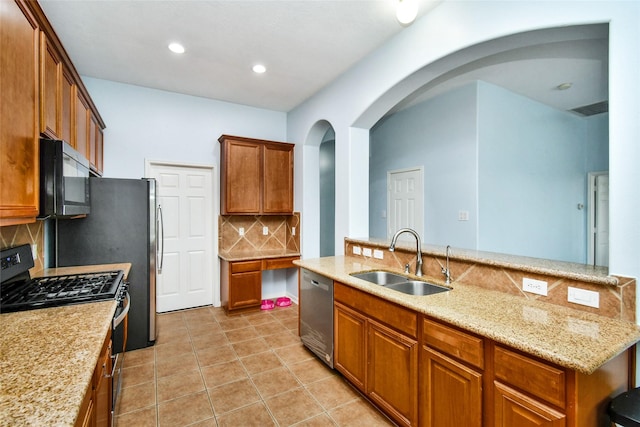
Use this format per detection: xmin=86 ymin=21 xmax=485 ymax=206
xmin=288 ymin=358 xmax=336 ymax=385
xmin=329 ymin=400 xmax=395 ymax=426
xmin=121 ymin=361 xmax=155 ymax=389
xmin=216 ymin=402 xmax=276 ymax=427
xmin=265 ymin=388 xmax=324 ymax=426
xmin=156 ymin=351 xmax=199 ymax=379
xmin=225 ymin=326 xmax=260 ymax=343
xmin=274 ymin=343 xmax=315 ymax=365
xmin=240 ymin=350 xmax=283 ymax=375
xmin=232 ymin=337 xmax=270 ymax=357
xmin=200 ymin=360 xmax=248 ymax=388
xmin=251 ymin=366 xmax=301 ymax=398
xmin=195 ymin=344 xmax=237 ymax=367
xmin=156 ymin=369 xmax=205 ymax=403
xmin=123 ymin=347 xmax=154 ymax=367
xmin=191 ymin=331 xmax=229 ymax=351
xmin=207 ymin=379 xmax=261 ymax=415
xmin=157 ymin=391 xmax=214 ymax=427
xmin=306 ymin=376 xmax=360 ymax=410
xmin=114 ymin=406 xmax=157 ymax=427
xmin=118 ymin=381 xmax=156 ymax=415
xmin=292 ymin=413 xmax=338 ymax=426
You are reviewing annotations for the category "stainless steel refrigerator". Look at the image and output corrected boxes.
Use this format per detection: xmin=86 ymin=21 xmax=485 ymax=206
xmin=56 ymin=177 xmax=163 ymax=351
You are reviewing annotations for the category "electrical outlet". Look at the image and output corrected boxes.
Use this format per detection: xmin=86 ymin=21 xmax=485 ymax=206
xmin=262 ymin=226 xmax=269 ymax=235
xmin=353 ymin=246 xmax=362 ymax=255
xmin=458 ymin=210 xmax=469 ymax=221
xmin=523 ymin=278 xmax=548 ymax=296
xmin=238 ymin=227 xmax=245 ymax=236
xmin=31 ymin=244 xmax=38 ymax=260
xmin=373 ymin=249 xmax=384 ymax=259
xmin=362 ymin=248 xmax=372 ymax=257
xmin=568 ymin=287 xmax=600 ymax=308
xmin=292 ymin=227 xmax=296 ymax=236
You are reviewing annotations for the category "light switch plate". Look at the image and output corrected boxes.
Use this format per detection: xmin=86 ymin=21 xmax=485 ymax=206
xmin=362 ymin=248 xmax=372 ymax=257
xmin=373 ymin=249 xmax=384 ymax=259
xmin=353 ymin=246 xmax=362 ymax=255
xmin=262 ymin=226 xmax=269 ymax=235
xmin=238 ymin=227 xmax=245 ymax=236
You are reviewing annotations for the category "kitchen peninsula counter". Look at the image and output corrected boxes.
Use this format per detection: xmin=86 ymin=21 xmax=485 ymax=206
xmin=0 ymin=263 xmax=130 ymax=426
xmin=295 ymin=255 xmax=640 ymax=375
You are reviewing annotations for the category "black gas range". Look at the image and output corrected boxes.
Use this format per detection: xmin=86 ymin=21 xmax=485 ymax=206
xmin=1 ymin=244 xmax=127 ymax=313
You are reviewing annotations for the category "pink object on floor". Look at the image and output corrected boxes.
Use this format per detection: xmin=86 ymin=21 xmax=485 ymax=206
xmin=275 ymin=297 xmax=291 ymax=307
xmin=261 ymin=299 xmax=275 ymax=310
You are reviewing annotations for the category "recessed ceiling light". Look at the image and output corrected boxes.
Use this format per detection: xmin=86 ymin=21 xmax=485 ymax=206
xmin=168 ymin=43 xmax=185 ymax=54
xmin=252 ymin=64 xmax=266 ymax=74
xmin=396 ymin=0 xmax=418 ymax=25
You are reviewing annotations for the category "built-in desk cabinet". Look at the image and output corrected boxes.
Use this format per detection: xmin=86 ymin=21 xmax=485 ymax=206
xmin=219 ymin=135 xmax=294 ymax=215
xmin=220 ymin=256 xmax=299 ymax=315
xmin=333 ymin=282 xmax=633 ymax=427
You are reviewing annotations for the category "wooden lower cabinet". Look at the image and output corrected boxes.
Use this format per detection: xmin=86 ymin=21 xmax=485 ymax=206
xmin=420 ymin=346 xmax=482 ymax=427
xmin=334 ymin=283 xmax=418 ymax=427
xmin=220 ymin=256 xmax=300 ymax=315
xmin=333 ymin=283 xmax=633 ymax=427
xmin=493 ymin=381 xmax=565 ymax=427
xmin=369 ymin=319 xmax=418 ymax=427
xmin=75 ymin=329 xmax=111 ymax=427
xmin=334 ymin=302 xmax=366 ymax=390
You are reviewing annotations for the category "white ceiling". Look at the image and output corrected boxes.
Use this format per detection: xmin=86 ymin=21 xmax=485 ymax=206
xmin=39 ymin=0 xmax=441 ymax=112
xmin=38 ymin=0 xmax=608 ymax=115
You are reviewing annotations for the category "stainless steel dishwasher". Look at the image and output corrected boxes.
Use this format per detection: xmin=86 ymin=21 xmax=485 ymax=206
xmin=300 ymin=268 xmax=334 ymax=368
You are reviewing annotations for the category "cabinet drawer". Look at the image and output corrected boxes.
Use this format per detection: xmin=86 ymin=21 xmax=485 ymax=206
xmin=494 ymin=345 xmax=565 ymax=409
xmin=263 ymin=256 xmax=299 ymax=270
xmin=231 ymin=260 xmax=262 ymax=273
xmin=335 ymin=282 xmax=417 ymax=338
xmin=422 ymin=318 xmax=484 ymax=369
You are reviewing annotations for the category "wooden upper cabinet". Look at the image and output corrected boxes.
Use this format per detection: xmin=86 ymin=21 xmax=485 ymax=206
xmin=60 ymin=66 xmax=73 ymax=143
xmin=40 ymin=31 xmax=61 ymax=138
xmin=0 ymin=0 xmax=40 ymax=226
xmin=74 ymin=88 xmax=90 ymax=157
xmin=263 ymin=142 xmax=294 ymax=213
xmin=219 ymin=135 xmax=294 ymax=215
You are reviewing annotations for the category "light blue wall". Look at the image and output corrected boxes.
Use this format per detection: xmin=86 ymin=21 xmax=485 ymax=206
xmin=370 ymin=83 xmax=478 ymax=248
xmin=477 ymin=81 xmax=600 ymax=263
xmin=82 ymin=77 xmax=287 ymax=179
xmin=319 ymin=133 xmax=336 ymax=257
xmin=370 ymin=81 xmax=608 ymax=263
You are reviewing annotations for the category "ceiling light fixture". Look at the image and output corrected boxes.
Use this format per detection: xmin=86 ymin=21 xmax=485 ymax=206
xmin=252 ymin=64 xmax=266 ymax=74
xmin=556 ymin=82 xmax=573 ymax=90
xmin=396 ymin=0 xmax=418 ymax=25
xmin=168 ymin=42 xmax=185 ymax=54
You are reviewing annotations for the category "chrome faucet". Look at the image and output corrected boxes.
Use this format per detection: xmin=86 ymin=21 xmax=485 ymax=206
xmin=389 ymin=228 xmax=423 ymax=277
xmin=441 ymin=245 xmax=453 ymax=284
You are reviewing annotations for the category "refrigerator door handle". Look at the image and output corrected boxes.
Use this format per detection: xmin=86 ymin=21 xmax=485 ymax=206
xmin=157 ymin=204 xmax=164 ymax=274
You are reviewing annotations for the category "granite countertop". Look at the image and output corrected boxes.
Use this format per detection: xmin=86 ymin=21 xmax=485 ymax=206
xmin=295 ymin=255 xmax=640 ymax=375
xmin=0 ymin=263 xmax=130 ymax=426
xmin=219 ymin=249 xmax=301 ymax=262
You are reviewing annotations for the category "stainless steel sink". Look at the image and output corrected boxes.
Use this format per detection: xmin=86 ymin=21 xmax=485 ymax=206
xmin=385 ymin=281 xmax=450 ymax=296
xmin=350 ymin=270 xmax=450 ymax=296
xmin=350 ymin=270 xmax=408 ymax=285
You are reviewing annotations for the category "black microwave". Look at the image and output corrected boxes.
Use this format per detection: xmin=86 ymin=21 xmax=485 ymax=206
xmin=39 ymin=138 xmax=91 ymax=218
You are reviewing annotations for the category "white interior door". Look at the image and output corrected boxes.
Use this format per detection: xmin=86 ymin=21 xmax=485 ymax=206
xmin=387 ymin=167 xmax=424 ymax=240
xmin=588 ymin=172 xmax=609 ymax=267
xmin=147 ymin=162 xmax=215 ymax=312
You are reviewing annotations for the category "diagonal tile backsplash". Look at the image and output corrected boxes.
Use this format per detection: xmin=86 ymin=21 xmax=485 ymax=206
xmin=0 ymin=222 xmax=45 ymax=274
xmin=219 ymin=213 xmax=300 ymax=254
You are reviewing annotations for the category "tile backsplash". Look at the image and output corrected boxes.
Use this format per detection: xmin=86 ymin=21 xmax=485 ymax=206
xmin=0 ymin=222 xmax=45 ymax=274
xmin=219 ymin=213 xmax=300 ymax=253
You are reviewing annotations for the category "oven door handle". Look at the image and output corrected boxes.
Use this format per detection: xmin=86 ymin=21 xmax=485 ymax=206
xmin=113 ymin=291 xmax=130 ymax=330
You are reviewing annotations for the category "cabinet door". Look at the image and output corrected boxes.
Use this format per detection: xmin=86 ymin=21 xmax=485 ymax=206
xmin=40 ymin=32 xmax=61 ymax=138
xmin=74 ymin=88 xmax=89 ymax=157
xmin=229 ymin=270 xmax=262 ymax=309
xmin=334 ymin=302 xmax=367 ymax=391
xmin=263 ymin=143 xmax=293 ymax=213
xmin=94 ymin=340 xmax=112 ymax=427
xmin=60 ymin=67 xmax=73 ymax=143
xmin=0 ymin=0 xmax=40 ymax=226
xmin=221 ymin=139 xmax=261 ymax=214
xmin=88 ymin=112 xmax=104 ymax=175
xmin=368 ymin=319 xmax=418 ymax=427
xmin=420 ymin=346 xmax=482 ymax=427
xmin=494 ymin=382 xmax=565 ymax=427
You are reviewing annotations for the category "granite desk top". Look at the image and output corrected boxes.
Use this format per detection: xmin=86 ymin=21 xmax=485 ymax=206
xmin=0 ymin=263 xmax=130 ymax=426
xmin=295 ymin=256 xmax=640 ymax=375
xmin=219 ymin=249 xmax=300 ymax=262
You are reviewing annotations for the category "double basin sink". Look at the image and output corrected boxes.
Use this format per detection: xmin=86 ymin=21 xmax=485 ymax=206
xmin=350 ymin=270 xmax=450 ymax=296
